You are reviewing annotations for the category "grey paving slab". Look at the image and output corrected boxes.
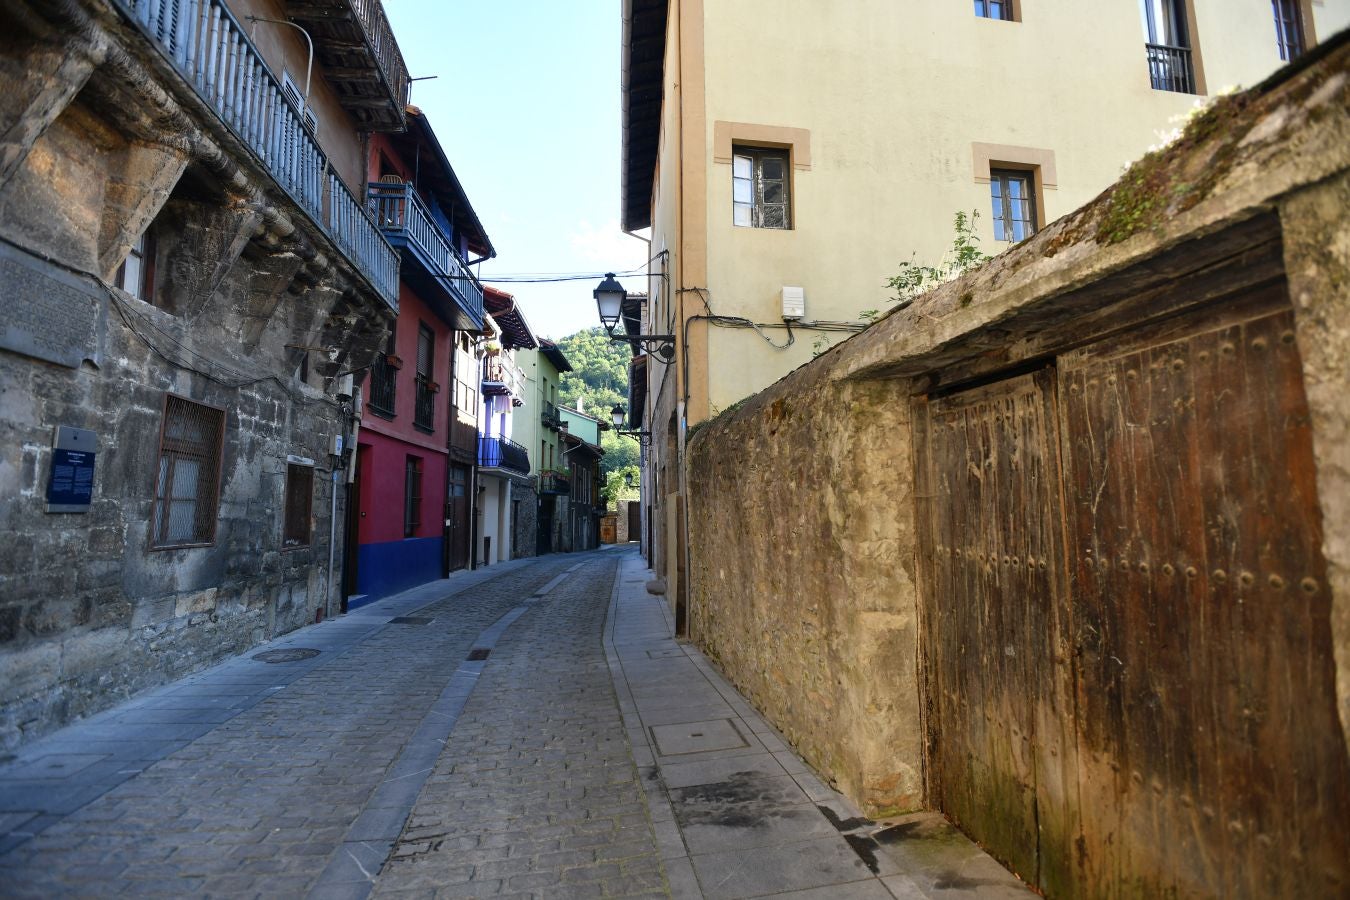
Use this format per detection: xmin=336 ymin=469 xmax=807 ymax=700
xmin=687 ymin=837 xmax=872 ymax=899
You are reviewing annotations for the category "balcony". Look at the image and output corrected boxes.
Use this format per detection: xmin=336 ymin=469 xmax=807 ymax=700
xmin=541 ymin=401 xmax=562 ymax=431
xmin=1146 ymin=43 xmax=1196 ymax=94
xmin=478 ymin=436 xmax=530 ymax=476
xmin=482 ymin=356 xmax=525 ymax=399
xmin=539 ymin=471 xmax=570 ymax=495
xmin=368 ymin=181 xmax=486 ymax=330
xmin=110 ymin=0 xmax=399 ymax=311
xmin=280 ymin=0 xmax=410 ymax=131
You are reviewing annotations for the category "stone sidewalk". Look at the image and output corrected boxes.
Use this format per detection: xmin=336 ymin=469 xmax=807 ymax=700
xmin=0 ymin=546 xmax=1031 ymax=898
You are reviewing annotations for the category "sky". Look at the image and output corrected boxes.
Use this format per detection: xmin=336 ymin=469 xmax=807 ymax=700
xmin=384 ymin=1 xmax=650 ymax=341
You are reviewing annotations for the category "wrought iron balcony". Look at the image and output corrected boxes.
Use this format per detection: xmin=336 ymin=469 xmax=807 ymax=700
xmin=541 ymin=401 xmax=562 ymax=431
xmin=110 ymin=0 xmax=399 ymax=311
xmin=539 ymin=471 xmax=570 ymax=495
xmin=280 ymin=0 xmax=410 ymax=131
xmin=1146 ymin=42 xmax=1196 ymax=94
xmin=368 ymin=353 xmax=397 ymax=416
xmin=368 ymin=181 xmax=485 ymax=330
xmin=478 ymin=436 xmax=530 ymax=476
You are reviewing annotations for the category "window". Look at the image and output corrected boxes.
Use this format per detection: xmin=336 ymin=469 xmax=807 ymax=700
xmin=414 ymin=323 xmax=435 ymax=431
xmin=404 ymin=455 xmax=422 ymax=538
xmin=974 ymin=0 xmax=1012 ymax=20
xmin=732 ymin=148 xmax=791 ymax=229
xmin=115 ymin=229 xmax=156 ymax=302
xmin=282 ymin=463 xmax=313 ymax=548
xmin=989 ymin=170 xmax=1037 ymax=242
xmin=1140 ymin=0 xmax=1196 ymax=93
xmin=151 ymin=395 xmax=225 ymax=548
xmin=1272 ymin=0 xmax=1305 ymax=60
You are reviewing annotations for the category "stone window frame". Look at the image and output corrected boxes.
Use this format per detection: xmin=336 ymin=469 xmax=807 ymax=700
xmin=714 ymin=122 xmax=811 ymax=231
xmin=282 ymin=461 xmax=314 ymax=550
xmin=972 ymin=143 xmax=1057 ymax=242
xmin=149 ymin=393 xmax=227 ymax=550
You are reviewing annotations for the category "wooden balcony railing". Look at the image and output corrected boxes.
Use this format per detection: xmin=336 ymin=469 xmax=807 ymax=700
xmin=1146 ymin=42 xmax=1196 ymax=94
xmin=349 ymin=0 xmax=410 ymax=113
xmin=482 ymin=356 xmax=525 ymax=398
xmin=110 ymin=0 xmax=399 ymax=310
xmin=368 ymin=181 xmax=485 ymax=327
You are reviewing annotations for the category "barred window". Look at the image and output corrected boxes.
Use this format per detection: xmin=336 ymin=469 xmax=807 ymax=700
xmin=732 ymin=148 xmax=791 ymax=229
xmin=404 ymin=455 xmax=422 ymax=538
xmin=282 ymin=463 xmax=313 ymax=548
xmin=151 ymin=395 xmax=225 ymax=548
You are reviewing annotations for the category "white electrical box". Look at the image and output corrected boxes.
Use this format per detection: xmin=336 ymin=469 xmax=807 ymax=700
xmin=781 ymin=286 xmax=805 ymax=320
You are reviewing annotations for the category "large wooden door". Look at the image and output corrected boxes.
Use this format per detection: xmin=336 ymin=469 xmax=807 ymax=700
xmin=1059 ymin=291 xmax=1350 ymax=898
xmin=916 ymin=283 xmax=1350 ymax=897
xmin=446 ymin=463 xmax=470 ymax=572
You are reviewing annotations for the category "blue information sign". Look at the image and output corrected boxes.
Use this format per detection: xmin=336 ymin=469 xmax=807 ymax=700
xmin=46 ymin=425 xmax=97 ymax=513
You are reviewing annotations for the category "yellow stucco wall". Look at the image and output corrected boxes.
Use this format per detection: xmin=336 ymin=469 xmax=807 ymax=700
xmin=682 ymin=0 xmax=1348 ymax=417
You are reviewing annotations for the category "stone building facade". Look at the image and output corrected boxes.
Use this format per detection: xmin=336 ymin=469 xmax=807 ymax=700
xmin=685 ymin=39 xmax=1350 ymax=898
xmin=0 ymin=0 xmax=405 ymax=747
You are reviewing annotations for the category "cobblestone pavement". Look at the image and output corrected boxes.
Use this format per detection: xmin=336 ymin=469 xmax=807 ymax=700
xmin=372 ymin=555 xmax=665 ymax=899
xmin=1 ymin=546 xmax=1031 ymax=899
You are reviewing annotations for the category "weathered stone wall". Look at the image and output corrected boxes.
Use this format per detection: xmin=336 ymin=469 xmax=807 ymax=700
xmin=687 ymin=37 xmax=1350 ymax=818
xmin=510 ymin=478 xmax=537 ymax=559
xmin=0 ymin=0 xmax=391 ymax=748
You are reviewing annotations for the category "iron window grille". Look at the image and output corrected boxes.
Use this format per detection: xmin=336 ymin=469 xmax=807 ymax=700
xmin=1272 ymin=0 xmax=1305 ymax=61
xmin=1141 ymin=0 xmax=1196 ymax=93
xmin=369 ymin=353 xmax=397 ymax=417
xmin=282 ymin=463 xmax=313 ymax=548
xmin=989 ymin=170 xmax=1038 ymax=243
xmin=732 ymin=147 xmax=791 ymax=229
xmin=404 ymin=455 xmax=422 ymax=538
xmin=151 ymin=394 xmax=226 ymax=549
xmin=974 ymin=0 xmax=1012 ymax=20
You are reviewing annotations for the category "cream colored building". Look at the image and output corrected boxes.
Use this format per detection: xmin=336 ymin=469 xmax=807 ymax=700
xmin=619 ymin=0 xmax=1350 ymax=625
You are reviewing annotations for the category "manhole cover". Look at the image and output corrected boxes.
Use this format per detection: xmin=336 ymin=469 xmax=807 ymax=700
xmin=252 ymin=648 xmax=321 ymax=663
xmin=466 ymin=648 xmax=491 ymax=661
xmin=389 ymin=616 xmax=433 ymax=625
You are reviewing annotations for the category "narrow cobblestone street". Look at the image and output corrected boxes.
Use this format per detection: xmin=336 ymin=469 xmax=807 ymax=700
xmin=0 ymin=548 xmax=1028 ymax=898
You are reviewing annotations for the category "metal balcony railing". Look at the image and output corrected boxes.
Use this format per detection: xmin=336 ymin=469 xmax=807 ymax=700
xmin=478 ymin=436 xmax=530 ymax=476
xmin=541 ymin=401 xmax=562 ymax=431
xmin=413 ymin=375 xmax=436 ymax=431
xmin=1146 ymin=42 xmax=1196 ymax=94
xmin=110 ymin=0 xmax=399 ymax=310
xmin=368 ymin=354 xmax=396 ymax=416
xmin=368 ymin=182 xmax=485 ymax=326
xmin=539 ymin=471 xmax=570 ymax=495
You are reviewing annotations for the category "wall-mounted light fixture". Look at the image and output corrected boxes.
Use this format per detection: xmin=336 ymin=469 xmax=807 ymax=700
xmin=610 ymin=404 xmax=653 ymax=446
xmin=594 ymin=273 xmax=676 ymax=362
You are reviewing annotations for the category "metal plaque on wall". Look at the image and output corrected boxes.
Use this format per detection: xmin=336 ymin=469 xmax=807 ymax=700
xmin=0 ymin=241 xmax=106 ymax=369
xmin=47 ymin=425 xmax=97 ymax=513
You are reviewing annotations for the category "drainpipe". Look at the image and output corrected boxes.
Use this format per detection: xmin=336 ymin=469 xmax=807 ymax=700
xmin=327 ymin=466 xmax=338 ymax=618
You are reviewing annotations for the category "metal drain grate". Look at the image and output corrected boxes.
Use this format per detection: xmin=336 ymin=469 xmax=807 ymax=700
xmin=252 ymin=648 xmax=321 ymax=663
xmin=388 ymin=616 xmax=433 ymax=625
xmin=466 ymin=648 xmax=491 ymax=661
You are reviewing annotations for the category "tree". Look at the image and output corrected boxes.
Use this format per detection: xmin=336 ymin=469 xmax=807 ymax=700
xmin=601 ymin=465 xmax=640 ymax=511
xmin=555 ymin=326 xmax=640 ymax=477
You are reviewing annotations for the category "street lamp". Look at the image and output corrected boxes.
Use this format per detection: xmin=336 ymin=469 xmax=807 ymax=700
xmin=609 ymin=404 xmax=653 ymax=446
xmin=592 ymin=273 xmax=677 ymax=362
xmin=624 ymin=472 xmax=635 ymax=489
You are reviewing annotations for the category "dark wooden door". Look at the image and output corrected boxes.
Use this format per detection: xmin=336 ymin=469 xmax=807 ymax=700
xmin=342 ymin=445 xmax=366 ymax=605
xmin=447 ymin=463 xmax=470 ymax=571
xmin=1058 ymin=291 xmax=1350 ymax=898
xmin=627 ymin=501 xmax=641 ymax=542
xmin=914 ymin=369 xmax=1077 ymax=889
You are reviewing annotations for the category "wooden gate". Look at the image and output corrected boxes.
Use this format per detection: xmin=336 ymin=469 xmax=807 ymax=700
xmin=915 ymin=283 xmax=1350 ymax=897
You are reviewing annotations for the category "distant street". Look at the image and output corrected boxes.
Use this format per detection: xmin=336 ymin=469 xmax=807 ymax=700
xmin=0 ymin=548 xmax=1027 ymax=898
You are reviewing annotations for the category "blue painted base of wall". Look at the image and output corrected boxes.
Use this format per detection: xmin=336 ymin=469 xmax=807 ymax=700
xmin=356 ymin=537 xmax=443 ymax=602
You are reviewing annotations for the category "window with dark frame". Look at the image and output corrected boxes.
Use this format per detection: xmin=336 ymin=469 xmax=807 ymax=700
xmin=989 ymin=169 xmax=1038 ymax=243
xmin=732 ymin=147 xmax=791 ymax=229
xmin=151 ymin=394 xmax=225 ymax=549
xmin=282 ymin=463 xmax=313 ymax=548
xmin=115 ymin=229 xmax=156 ymax=303
xmin=414 ymin=323 xmax=435 ymax=431
xmin=1272 ymin=0 xmax=1305 ymax=60
xmin=404 ymin=455 xmax=422 ymax=538
xmin=369 ymin=328 xmax=397 ymax=417
xmin=1141 ymin=0 xmax=1197 ymax=93
xmin=974 ymin=0 xmax=1012 ymax=20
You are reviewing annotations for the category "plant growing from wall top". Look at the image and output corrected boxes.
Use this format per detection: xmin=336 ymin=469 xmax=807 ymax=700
xmin=880 ymin=210 xmax=992 ymax=311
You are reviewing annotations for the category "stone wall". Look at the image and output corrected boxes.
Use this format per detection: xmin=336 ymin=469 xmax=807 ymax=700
xmin=686 ymin=37 xmax=1350 ymax=818
xmin=0 ymin=0 xmax=391 ymax=748
xmin=510 ymin=478 xmax=537 ymax=559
